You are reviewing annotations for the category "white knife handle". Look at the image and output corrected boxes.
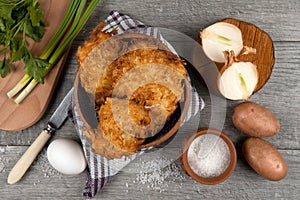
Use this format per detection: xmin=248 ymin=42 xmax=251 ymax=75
xmin=7 ymin=130 xmax=51 ymax=184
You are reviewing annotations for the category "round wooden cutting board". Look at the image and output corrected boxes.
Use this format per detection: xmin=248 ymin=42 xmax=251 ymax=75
xmin=0 ymin=0 xmax=71 ymax=131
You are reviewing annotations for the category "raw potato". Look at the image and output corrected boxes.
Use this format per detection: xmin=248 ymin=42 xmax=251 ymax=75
xmin=232 ymin=102 xmax=280 ymax=137
xmin=242 ymin=137 xmax=288 ymax=181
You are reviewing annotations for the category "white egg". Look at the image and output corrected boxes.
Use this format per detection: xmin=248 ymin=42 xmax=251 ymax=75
xmin=47 ymin=138 xmax=87 ymax=175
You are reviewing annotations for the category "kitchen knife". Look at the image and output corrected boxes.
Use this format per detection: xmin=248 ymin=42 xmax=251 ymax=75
xmin=7 ymin=88 xmax=74 ymax=184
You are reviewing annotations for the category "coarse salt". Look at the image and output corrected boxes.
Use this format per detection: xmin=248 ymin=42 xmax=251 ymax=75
xmin=187 ymin=134 xmax=230 ymax=178
xmin=134 ymin=156 xmax=186 ymax=193
xmin=35 ymin=149 xmax=62 ymax=178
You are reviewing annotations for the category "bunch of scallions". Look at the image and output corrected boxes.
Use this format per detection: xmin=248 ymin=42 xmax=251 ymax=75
xmin=6 ymin=0 xmax=100 ymax=104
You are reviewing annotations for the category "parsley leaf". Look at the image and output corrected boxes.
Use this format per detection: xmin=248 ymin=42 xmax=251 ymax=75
xmin=0 ymin=57 xmax=10 ymax=78
xmin=0 ymin=18 xmax=6 ymax=32
xmin=10 ymin=37 xmax=27 ymax=62
xmin=24 ymin=21 xmax=37 ymax=42
xmin=27 ymin=3 xmax=44 ymax=27
xmin=0 ymin=32 xmax=5 ymax=44
xmin=24 ymin=20 xmax=44 ymax=42
xmin=0 ymin=5 xmax=14 ymax=20
xmin=24 ymin=56 xmax=50 ymax=83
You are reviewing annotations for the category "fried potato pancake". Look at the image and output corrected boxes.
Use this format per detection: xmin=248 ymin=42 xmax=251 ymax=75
xmin=78 ymin=32 xmax=169 ymax=95
xmin=130 ymin=83 xmax=179 ymax=118
xmin=76 ymin=22 xmax=116 ymax=68
xmin=95 ymin=49 xmax=186 ymax=106
xmin=84 ymin=128 xmax=133 ymax=159
xmin=99 ymin=98 xmax=147 ymax=152
xmin=99 ymin=98 xmax=166 ymax=152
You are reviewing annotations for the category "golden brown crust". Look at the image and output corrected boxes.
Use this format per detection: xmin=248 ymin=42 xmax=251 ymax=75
xmin=85 ymin=96 xmax=168 ymax=157
xmin=78 ymin=32 xmax=170 ymax=96
xmin=83 ymin=128 xmax=133 ymax=159
xmin=130 ymin=83 xmax=179 ymax=118
xmin=99 ymin=98 xmax=148 ymax=153
xmin=76 ymin=22 xmax=116 ymax=68
xmin=95 ymin=49 xmax=186 ymax=106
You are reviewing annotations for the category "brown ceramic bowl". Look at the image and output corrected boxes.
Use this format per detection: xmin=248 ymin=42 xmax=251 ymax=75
xmin=181 ymin=128 xmax=237 ymax=185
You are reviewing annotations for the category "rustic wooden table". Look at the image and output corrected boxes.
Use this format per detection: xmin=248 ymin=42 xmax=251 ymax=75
xmin=1 ymin=0 xmax=299 ymax=199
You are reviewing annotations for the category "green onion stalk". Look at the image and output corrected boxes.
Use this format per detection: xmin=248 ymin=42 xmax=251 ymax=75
xmin=7 ymin=0 xmax=100 ymax=104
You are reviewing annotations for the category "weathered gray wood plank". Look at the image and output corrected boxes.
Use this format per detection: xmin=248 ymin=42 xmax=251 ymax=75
xmin=0 ymin=146 xmax=299 ymax=199
xmin=81 ymin=0 xmax=300 ymax=42
xmin=0 ymin=0 xmax=299 ymax=199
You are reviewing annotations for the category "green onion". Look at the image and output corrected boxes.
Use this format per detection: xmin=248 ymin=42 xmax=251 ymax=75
xmin=39 ymin=1 xmax=81 ymax=60
xmin=6 ymin=74 xmax=32 ymax=98
xmin=48 ymin=0 xmax=88 ymax=65
xmin=7 ymin=0 xmax=100 ymax=104
xmin=14 ymin=79 xmax=38 ymax=104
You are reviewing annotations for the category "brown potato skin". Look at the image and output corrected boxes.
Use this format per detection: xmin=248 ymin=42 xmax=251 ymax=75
xmin=242 ymin=137 xmax=288 ymax=181
xmin=232 ymin=102 xmax=280 ymax=137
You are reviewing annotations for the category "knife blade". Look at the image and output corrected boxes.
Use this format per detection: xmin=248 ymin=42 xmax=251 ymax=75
xmin=48 ymin=88 xmax=74 ymax=129
xmin=7 ymin=88 xmax=74 ymax=184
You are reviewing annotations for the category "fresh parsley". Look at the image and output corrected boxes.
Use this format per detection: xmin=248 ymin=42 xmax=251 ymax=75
xmin=0 ymin=0 xmax=45 ymax=78
xmin=0 ymin=57 xmax=10 ymax=77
